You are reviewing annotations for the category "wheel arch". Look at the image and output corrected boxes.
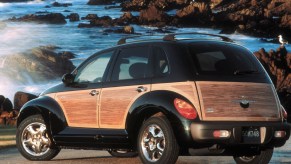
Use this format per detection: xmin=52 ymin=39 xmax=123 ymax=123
xmin=17 ymin=96 xmax=67 ymax=136
xmin=126 ymin=90 xmax=196 ymax=150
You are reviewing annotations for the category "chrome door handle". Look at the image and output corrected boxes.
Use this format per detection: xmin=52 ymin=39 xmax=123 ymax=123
xmin=136 ymin=86 xmax=147 ymax=93
xmin=89 ymin=90 xmax=99 ymax=96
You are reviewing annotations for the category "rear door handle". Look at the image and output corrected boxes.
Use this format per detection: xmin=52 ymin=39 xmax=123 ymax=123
xmin=89 ymin=90 xmax=99 ymax=96
xmin=136 ymin=86 xmax=147 ymax=93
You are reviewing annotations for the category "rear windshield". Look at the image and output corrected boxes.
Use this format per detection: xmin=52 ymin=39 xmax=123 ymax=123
xmin=188 ymin=43 xmax=262 ymax=75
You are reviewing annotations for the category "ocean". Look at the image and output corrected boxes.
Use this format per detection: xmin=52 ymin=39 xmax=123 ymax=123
xmin=0 ymin=0 xmax=290 ymax=100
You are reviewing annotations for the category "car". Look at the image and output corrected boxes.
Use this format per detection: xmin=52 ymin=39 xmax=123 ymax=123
xmin=16 ymin=33 xmax=290 ymax=164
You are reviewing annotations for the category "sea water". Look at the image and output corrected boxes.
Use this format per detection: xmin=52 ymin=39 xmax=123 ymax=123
xmin=0 ymin=0 xmax=290 ymax=100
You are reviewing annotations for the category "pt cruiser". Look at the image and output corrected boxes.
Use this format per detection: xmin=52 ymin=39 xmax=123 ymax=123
xmin=16 ymin=33 xmax=290 ymax=164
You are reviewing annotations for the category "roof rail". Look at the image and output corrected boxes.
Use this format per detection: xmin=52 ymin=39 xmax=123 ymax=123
xmin=117 ymin=34 xmax=164 ymax=45
xmin=117 ymin=32 xmax=233 ymax=45
xmin=163 ymin=32 xmax=233 ymax=42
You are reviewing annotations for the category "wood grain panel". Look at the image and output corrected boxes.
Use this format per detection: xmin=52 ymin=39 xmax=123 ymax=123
xmin=99 ymin=85 xmax=150 ymax=129
xmin=55 ymin=89 xmax=99 ymax=128
xmin=151 ymin=82 xmax=201 ymax=119
xmin=196 ymin=81 xmax=280 ymax=121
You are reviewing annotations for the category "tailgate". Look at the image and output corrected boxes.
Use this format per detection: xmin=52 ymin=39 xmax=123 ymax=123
xmin=196 ymin=81 xmax=281 ymax=121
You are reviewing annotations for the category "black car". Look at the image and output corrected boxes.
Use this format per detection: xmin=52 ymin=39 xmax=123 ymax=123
xmin=16 ymin=33 xmax=290 ymax=164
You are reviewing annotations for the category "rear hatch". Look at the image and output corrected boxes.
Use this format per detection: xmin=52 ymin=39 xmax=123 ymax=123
xmin=187 ymin=42 xmax=281 ymax=121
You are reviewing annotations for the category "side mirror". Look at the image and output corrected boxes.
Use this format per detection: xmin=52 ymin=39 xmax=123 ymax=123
xmin=62 ymin=73 xmax=75 ymax=86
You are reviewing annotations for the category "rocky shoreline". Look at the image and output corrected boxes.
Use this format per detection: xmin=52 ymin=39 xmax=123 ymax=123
xmin=0 ymin=0 xmax=290 ymax=121
xmin=5 ymin=0 xmax=291 ymax=39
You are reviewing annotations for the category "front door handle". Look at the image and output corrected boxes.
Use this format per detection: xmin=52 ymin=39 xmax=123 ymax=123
xmin=136 ymin=86 xmax=147 ymax=93
xmin=89 ymin=90 xmax=99 ymax=96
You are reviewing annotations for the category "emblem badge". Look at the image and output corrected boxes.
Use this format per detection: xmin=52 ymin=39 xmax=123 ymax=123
xmin=232 ymin=96 xmax=256 ymax=109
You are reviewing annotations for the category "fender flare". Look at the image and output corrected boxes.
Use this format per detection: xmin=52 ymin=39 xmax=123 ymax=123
xmin=126 ymin=90 xmax=197 ymax=148
xmin=17 ymin=96 xmax=67 ymax=136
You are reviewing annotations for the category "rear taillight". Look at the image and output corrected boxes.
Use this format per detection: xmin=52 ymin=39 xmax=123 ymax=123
xmin=281 ymin=105 xmax=288 ymax=120
xmin=174 ymin=98 xmax=197 ymax=119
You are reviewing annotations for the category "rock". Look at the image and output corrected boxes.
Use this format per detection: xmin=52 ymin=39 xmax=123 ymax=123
xmin=81 ymin=14 xmax=98 ymax=20
xmin=0 ymin=95 xmax=4 ymax=106
xmin=9 ymin=13 xmax=67 ymax=24
xmin=103 ymin=25 xmax=135 ymax=34
xmin=87 ymin=0 xmax=114 ymax=5
xmin=121 ymin=0 xmax=149 ymax=11
xmin=176 ymin=2 xmax=211 ymax=18
xmin=51 ymin=2 xmax=72 ymax=7
xmin=59 ymin=51 xmax=77 ymax=60
xmin=139 ymin=5 xmax=169 ymax=23
xmin=123 ymin=26 xmax=135 ymax=34
xmin=14 ymin=92 xmax=37 ymax=110
xmin=90 ymin=16 xmax=114 ymax=27
xmin=0 ymin=46 xmax=76 ymax=84
xmin=254 ymin=46 xmax=291 ymax=119
xmin=121 ymin=12 xmax=133 ymax=21
xmin=280 ymin=14 xmax=291 ymax=29
xmin=254 ymin=46 xmax=290 ymax=92
xmin=0 ymin=97 xmax=13 ymax=112
xmin=67 ymin=13 xmax=80 ymax=22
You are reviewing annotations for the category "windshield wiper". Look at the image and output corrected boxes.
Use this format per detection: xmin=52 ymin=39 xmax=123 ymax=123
xmin=233 ymin=70 xmax=258 ymax=75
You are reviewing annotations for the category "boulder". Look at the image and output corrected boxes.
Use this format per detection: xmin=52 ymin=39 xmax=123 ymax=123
xmin=0 ymin=46 xmax=76 ymax=84
xmin=254 ymin=46 xmax=291 ymax=120
xmin=90 ymin=16 xmax=114 ymax=27
xmin=104 ymin=25 xmax=135 ymax=34
xmin=51 ymin=2 xmax=72 ymax=7
xmin=280 ymin=14 xmax=291 ymax=29
xmin=59 ymin=51 xmax=77 ymax=60
xmin=67 ymin=13 xmax=80 ymax=22
xmin=14 ymin=92 xmax=37 ymax=110
xmin=0 ymin=97 xmax=13 ymax=112
xmin=87 ymin=0 xmax=114 ymax=5
xmin=9 ymin=13 xmax=67 ymax=24
xmin=139 ymin=5 xmax=169 ymax=23
xmin=121 ymin=0 xmax=149 ymax=11
xmin=176 ymin=2 xmax=211 ymax=18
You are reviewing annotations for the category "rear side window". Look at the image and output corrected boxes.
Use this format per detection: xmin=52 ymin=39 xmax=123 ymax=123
xmin=188 ymin=43 xmax=260 ymax=75
xmin=111 ymin=46 xmax=150 ymax=81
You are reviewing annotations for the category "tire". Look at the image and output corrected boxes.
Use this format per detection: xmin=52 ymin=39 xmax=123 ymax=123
xmin=233 ymin=148 xmax=273 ymax=164
xmin=16 ymin=114 xmax=60 ymax=161
xmin=137 ymin=116 xmax=179 ymax=164
xmin=108 ymin=149 xmax=138 ymax=158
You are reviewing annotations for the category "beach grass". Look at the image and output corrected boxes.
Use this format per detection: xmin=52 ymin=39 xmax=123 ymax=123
xmin=0 ymin=126 xmax=16 ymax=148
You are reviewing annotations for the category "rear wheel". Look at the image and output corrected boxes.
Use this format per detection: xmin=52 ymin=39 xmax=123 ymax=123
xmin=137 ymin=116 xmax=179 ymax=164
xmin=233 ymin=148 xmax=273 ymax=164
xmin=108 ymin=149 xmax=138 ymax=158
xmin=16 ymin=115 xmax=60 ymax=161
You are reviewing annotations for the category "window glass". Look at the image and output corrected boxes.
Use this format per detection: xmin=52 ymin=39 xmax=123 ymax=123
xmin=153 ymin=47 xmax=169 ymax=76
xmin=74 ymin=51 xmax=113 ymax=83
xmin=111 ymin=47 xmax=149 ymax=81
xmin=188 ymin=43 xmax=259 ymax=75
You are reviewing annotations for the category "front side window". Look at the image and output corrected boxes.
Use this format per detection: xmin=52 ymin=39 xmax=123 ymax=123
xmin=111 ymin=47 xmax=149 ymax=81
xmin=74 ymin=51 xmax=113 ymax=83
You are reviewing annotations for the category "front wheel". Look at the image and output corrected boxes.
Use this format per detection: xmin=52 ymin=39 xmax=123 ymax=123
xmin=108 ymin=149 xmax=138 ymax=158
xmin=137 ymin=116 xmax=179 ymax=164
xmin=233 ymin=148 xmax=273 ymax=164
xmin=16 ymin=114 xmax=60 ymax=161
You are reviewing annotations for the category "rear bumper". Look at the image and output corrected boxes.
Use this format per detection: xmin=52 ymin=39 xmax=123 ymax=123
xmin=190 ymin=121 xmax=290 ymax=147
